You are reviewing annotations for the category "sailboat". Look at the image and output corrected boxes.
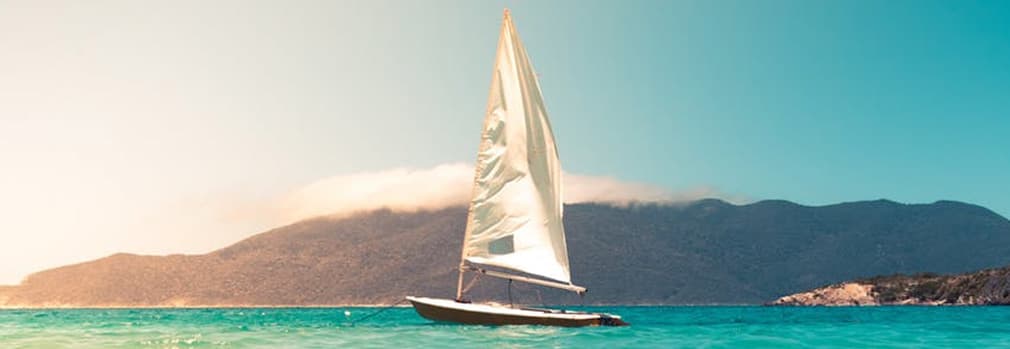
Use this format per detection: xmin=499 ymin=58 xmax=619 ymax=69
xmin=406 ymin=9 xmax=627 ymax=327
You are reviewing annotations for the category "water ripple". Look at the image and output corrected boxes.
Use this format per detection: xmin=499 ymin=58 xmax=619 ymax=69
xmin=2 ymin=307 xmax=1009 ymax=348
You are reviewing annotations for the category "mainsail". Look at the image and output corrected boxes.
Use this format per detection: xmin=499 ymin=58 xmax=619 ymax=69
xmin=460 ymin=10 xmax=574 ymax=286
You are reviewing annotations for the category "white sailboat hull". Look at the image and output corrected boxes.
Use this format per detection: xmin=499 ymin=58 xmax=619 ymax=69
xmin=406 ymin=296 xmax=627 ymax=327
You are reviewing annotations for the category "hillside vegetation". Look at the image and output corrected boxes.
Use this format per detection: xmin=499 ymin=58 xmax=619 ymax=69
xmin=3 ymin=199 xmax=1009 ymax=306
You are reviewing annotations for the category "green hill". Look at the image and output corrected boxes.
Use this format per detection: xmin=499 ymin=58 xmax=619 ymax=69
xmin=3 ymin=199 xmax=1009 ymax=306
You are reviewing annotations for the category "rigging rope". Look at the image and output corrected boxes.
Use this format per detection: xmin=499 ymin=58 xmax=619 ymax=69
xmin=460 ymin=272 xmax=482 ymax=295
xmin=507 ymin=279 xmax=513 ymax=307
xmin=346 ymin=298 xmax=408 ymax=326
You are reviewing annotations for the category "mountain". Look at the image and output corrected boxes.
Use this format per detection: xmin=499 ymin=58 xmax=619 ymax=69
xmin=772 ymin=266 xmax=1010 ymax=306
xmin=2 ymin=199 xmax=1010 ymax=307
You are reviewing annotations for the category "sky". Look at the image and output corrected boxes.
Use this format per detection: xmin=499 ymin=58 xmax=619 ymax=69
xmin=0 ymin=0 xmax=1007 ymax=284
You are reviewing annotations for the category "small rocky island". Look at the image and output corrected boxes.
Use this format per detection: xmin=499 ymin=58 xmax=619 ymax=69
xmin=773 ymin=265 xmax=1010 ymax=306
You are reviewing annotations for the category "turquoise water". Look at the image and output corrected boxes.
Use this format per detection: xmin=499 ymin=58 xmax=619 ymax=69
xmin=2 ymin=306 xmax=1010 ymax=348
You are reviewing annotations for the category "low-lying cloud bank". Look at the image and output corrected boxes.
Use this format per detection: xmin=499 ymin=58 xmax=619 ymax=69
xmin=267 ymin=163 xmax=746 ymax=224
xmin=0 ymin=163 xmax=745 ymax=284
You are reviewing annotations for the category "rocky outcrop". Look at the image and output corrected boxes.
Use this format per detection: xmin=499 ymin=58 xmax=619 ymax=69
xmin=772 ymin=283 xmax=876 ymax=306
xmin=772 ymin=266 xmax=1010 ymax=306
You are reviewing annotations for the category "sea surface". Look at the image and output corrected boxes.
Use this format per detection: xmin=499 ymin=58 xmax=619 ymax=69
xmin=2 ymin=306 xmax=1010 ymax=348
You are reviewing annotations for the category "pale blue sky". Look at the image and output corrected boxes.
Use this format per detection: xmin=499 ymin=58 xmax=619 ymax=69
xmin=0 ymin=0 xmax=1007 ymax=283
xmin=505 ymin=0 xmax=1010 ymax=215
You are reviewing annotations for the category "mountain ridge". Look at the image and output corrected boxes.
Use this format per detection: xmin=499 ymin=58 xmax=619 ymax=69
xmin=2 ymin=198 xmax=1009 ymax=307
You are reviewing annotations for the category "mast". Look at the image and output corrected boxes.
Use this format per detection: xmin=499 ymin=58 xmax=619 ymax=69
xmin=456 ymin=8 xmax=512 ymax=301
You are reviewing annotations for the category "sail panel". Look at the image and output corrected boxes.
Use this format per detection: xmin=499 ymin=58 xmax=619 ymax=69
xmin=461 ymin=11 xmax=572 ymax=284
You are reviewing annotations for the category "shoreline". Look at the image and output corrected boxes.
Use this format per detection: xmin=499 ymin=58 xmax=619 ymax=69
xmin=2 ymin=302 xmax=1004 ymax=310
xmin=0 ymin=303 xmax=757 ymax=310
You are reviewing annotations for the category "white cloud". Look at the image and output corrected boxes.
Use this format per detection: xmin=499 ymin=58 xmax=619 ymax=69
xmin=254 ymin=163 xmax=745 ymax=224
xmin=563 ymin=173 xmax=674 ymax=204
xmin=276 ymin=163 xmax=475 ymax=222
xmin=0 ymin=162 xmax=745 ymax=285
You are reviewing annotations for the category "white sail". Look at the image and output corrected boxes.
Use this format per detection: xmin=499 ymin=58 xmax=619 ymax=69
xmin=460 ymin=10 xmax=572 ymax=284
